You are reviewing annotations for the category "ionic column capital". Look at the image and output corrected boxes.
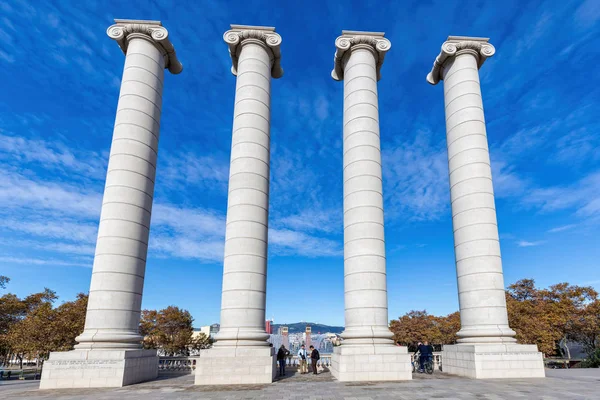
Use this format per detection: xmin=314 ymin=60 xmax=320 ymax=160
xmin=107 ymin=19 xmax=183 ymax=74
xmin=426 ymin=36 xmax=495 ymax=85
xmin=223 ymin=24 xmax=283 ymax=79
xmin=332 ymin=30 xmax=391 ymax=81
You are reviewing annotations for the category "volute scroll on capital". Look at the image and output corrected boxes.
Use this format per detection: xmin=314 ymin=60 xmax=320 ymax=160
xmin=107 ymin=19 xmax=183 ymax=75
xmin=426 ymin=36 xmax=495 ymax=85
xmin=223 ymin=25 xmax=283 ymax=79
xmin=331 ymin=31 xmax=391 ymax=81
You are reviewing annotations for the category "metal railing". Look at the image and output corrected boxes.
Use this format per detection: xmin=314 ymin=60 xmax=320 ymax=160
xmin=410 ymin=352 xmax=442 ymax=371
xmin=158 ymin=357 xmax=197 ymax=374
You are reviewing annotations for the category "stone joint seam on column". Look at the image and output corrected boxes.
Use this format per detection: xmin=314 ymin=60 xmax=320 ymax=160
xmin=224 ymin=236 xmax=267 ymax=244
xmin=225 ymin=219 xmax=268 ymax=228
xmin=343 ymin=74 xmax=377 ymax=89
xmin=230 ymin=155 xmax=269 ymax=168
xmin=109 ymin=152 xmax=156 ymax=169
xmin=125 ymin=52 xmax=164 ymax=69
xmin=460 ymin=305 xmax=507 ymax=311
xmin=444 ymin=79 xmax=480 ymax=98
xmin=89 ymin=289 xmax=142 ymax=296
xmin=236 ymin=56 xmax=271 ymax=70
xmin=228 ymin=186 xmax=268 ymax=197
xmin=458 ymin=288 xmax=505 ymax=295
xmin=236 ymin=84 xmax=271 ymax=99
xmin=222 ymin=271 xmax=266 ymax=277
xmin=344 ymin=88 xmax=379 ymax=101
xmin=121 ymin=79 xmax=163 ymax=98
xmin=117 ymin=108 xmax=161 ymax=128
xmin=445 ymin=105 xmax=484 ymax=122
xmin=458 ymin=271 xmax=504 ymax=279
xmin=343 ymin=144 xmax=381 ymax=157
xmin=344 ymin=271 xmax=386 ymax=277
xmin=447 ymin=119 xmax=486 ymax=136
xmin=224 ymin=253 xmax=266 ymax=260
xmin=234 ymin=97 xmax=271 ymax=111
xmin=345 ymin=254 xmax=386 ymax=261
xmin=95 ymin=253 xmax=146 ymax=262
xmin=100 ymin=217 xmax=150 ymax=230
xmin=97 ymin=235 xmax=148 ymax=246
xmin=450 ymin=191 xmax=494 ymax=205
xmin=106 ymin=170 xmax=154 ymax=186
xmin=343 ymin=102 xmax=379 ymax=114
xmin=344 ymin=173 xmax=382 ymax=185
xmin=446 ymin=133 xmax=487 ymax=149
xmin=118 ymin=94 xmax=162 ymax=114
xmin=227 ymin=203 xmax=268 ymax=212
xmin=344 ymin=115 xmax=379 ymax=128
xmin=236 ymin=70 xmax=270 ymax=85
xmin=443 ymin=66 xmax=479 ymax=83
xmin=447 ymin=147 xmax=490 ymax=166
xmin=123 ymin=66 xmax=164 ymax=89
xmin=86 ymin=308 xmax=141 ymax=313
xmin=344 ymin=220 xmax=384 ymax=230
xmin=344 ymin=204 xmax=383 ymax=215
xmin=221 ymin=288 xmax=265 ymax=294
xmin=232 ymin=126 xmax=270 ymax=139
xmin=454 ymin=237 xmax=499 ymax=249
xmin=229 ymin=171 xmax=269 ymax=181
xmin=345 ymin=306 xmax=388 ymax=310
xmin=345 ymin=288 xmax=387 ymax=294
xmin=114 ymin=122 xmax=159 ymax=142
xmin=112 ymin=138 xmax=158 ymax=156
xmin=93 ymin=270 xmax=144 ymax=279
xmin=344 ymin=129 xmax=380 ymax=142
xmin=221 ymin=307 xmax=266 ymax=311
xmin=343 ymin=158 xmax=382 ymax=172
xmin=344 ymin=237 xmax=385 ymax=246
xmin=102 ymin=201 xmax=151 ymax=214
xmin=231 ymin=140 xmax=269 ymax=153
xmin=450 ymin=175 xmax=493 ymax=192
xmin=444 ymin=91 xmax=482 ymax=110
xmin=234 ymin=112 xmax=269 ymax=124
xmin=453 ymin=221 xmax=497 ymax=234
xmin=343 ymin=189 xmax=383 ymax=200
xmin=343 ymin=61 xmax=377 ymax=76
xmin=456 ymin=254 xmax=501 ymax=263
xmin=105 ymin=185 xmax=153 ymax=201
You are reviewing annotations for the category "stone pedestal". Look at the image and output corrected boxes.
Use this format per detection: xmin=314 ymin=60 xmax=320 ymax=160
xmin=331 ymin=345 xmax=411 ymax=382
xmin=443 ymin=344 xmax=545 ymax=379
xmin=195 ymin=347 xmax=275 ymax=385
xmin=39 ymin=349 xmax=158 ymax=389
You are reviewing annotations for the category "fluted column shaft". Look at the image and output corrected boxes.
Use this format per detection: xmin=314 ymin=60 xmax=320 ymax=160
xmin=429 ymin=38 xmax=516 ymax=344
xmin=76 ymin=21 xmax=181 ymax=350
xmin=334 ymin=34 xmax=394 ymax=346
xmin=215 ymin=27 xmax=282 ymax=347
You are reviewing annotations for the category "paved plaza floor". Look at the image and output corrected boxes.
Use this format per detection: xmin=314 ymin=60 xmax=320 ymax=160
xmin=1 ymin=369 xmax=598 ymax=399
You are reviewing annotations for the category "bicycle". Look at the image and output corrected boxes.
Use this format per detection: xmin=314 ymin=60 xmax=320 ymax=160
xmin=413 ymin=353 xmax=434 ymax=374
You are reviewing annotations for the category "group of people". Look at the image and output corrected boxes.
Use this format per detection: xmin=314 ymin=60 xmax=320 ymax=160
xmin=414 ymin=340 xmax=434 ymax=373
xmin=276 ymin=344 xmax=320 ymax=377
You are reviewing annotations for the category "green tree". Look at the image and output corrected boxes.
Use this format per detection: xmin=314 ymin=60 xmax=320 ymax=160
xmin=0 ymin=275 xmax=9 ymax=289
xmin=140 ymin=306 xmax=197 ymax=356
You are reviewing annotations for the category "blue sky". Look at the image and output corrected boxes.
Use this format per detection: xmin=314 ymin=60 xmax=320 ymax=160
xmin=1 ymin=0 xmax=599 ymax=327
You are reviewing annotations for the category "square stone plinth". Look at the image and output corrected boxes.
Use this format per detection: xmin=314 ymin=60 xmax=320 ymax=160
xmin=331 ymin=344 xmax=412 ymax=382
xmin=195 ymin=346 xmax=275 ymax=385
xmin=39 ymin=349 xmax=158 ymax=389
xmin=442 ymin=344 xmax=545 ymax=379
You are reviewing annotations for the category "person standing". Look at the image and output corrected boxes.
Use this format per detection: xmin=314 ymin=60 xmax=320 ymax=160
xmin=309 ymin=345 xmax=320 ymax=375
xmin=277 ymin=345 xmax=290 ymax=377
xmin=298 ymin=345 xmax=308 ymax=374
xmin=414 ymin=341 xmax=433 ymax=373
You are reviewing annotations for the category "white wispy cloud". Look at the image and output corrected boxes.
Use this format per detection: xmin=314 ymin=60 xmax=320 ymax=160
xmin=547 ymin=224 xmax=577 ymax=233
xmin=517 ymin=240 xmax=545 ymax=248
xmin=0 ymin=256 xmax=91 ymax=268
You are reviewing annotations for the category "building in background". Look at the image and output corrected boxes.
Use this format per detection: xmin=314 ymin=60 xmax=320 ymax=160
xmin=305 ymin=325 xmax=312 ymax=349
xmin=265 ymin=319 xmax=273 ymax=335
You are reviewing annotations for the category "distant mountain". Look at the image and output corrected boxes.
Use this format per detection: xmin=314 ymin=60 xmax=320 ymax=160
xmin=271 ymin=322 xmax=344 ymax=334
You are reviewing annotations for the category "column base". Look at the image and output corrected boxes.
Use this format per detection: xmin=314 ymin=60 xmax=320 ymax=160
xmin=442 ymin=344 xmax=545 ymax=379
xmin=195 ymin=346 xmax=275 ymax=385
xmin=331 ymin=344 xmax=412 ymax=382
xmin=39 ymin=349 xmax=158 ymax=389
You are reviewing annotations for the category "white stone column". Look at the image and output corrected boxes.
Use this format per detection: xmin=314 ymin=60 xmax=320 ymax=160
xmin=195 ymin=25 xmax=282 ymax=386
xmin=40 ymin=19 xmax=182 ymax=390
xmin=427 ymin=36 xmax=544 ymax=379
xmin=330 ymin=31 xmax=411 ymax=382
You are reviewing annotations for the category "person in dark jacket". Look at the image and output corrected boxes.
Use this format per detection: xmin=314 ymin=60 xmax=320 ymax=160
xmin=414 ymin=341 xmax=433 ymax=372
xmin=277 ymin=345 xmax=290 ymax=376
xmin=309 ymin=345 xmax=320 ymax=375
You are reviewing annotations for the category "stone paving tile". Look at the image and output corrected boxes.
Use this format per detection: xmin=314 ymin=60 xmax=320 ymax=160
xmin=1 ymin=369 xmax=599 ymax=399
